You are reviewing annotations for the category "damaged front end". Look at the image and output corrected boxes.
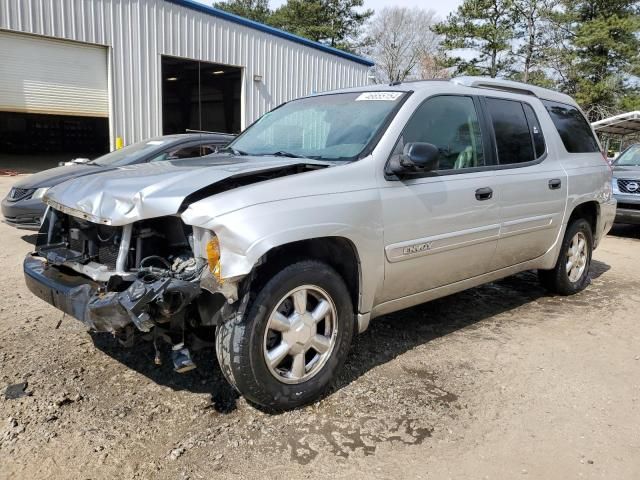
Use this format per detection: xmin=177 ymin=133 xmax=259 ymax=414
xmin=24 ymin=208 xmax=242 ymax=369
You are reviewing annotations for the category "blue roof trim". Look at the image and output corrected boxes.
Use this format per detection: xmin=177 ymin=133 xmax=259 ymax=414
xmin=166 ymin=0 xmax=375 ymax=67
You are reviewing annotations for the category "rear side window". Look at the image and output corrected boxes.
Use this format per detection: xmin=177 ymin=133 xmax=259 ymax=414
xmin=485 ymin=98 xmax=535 ymax=164
xmin=541 ymin=100 xmax=599 ymax=153
xmin=523 ymin=104 xmax=546 ymax=158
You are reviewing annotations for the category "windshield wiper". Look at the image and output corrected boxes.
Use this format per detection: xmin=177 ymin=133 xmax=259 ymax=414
xmin=261 ymin=151 xmax=308 ymax=159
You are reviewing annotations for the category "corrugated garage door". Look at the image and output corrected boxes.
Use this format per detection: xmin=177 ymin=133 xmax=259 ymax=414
xmin=0 ymin=31 xmax=108 ymax=117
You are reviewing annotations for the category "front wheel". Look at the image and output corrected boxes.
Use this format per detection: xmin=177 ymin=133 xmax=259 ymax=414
xmin=538 ymin=218 xmax=593 ymax=295
xmin=215 ymin=260 xmax=354 ymax=410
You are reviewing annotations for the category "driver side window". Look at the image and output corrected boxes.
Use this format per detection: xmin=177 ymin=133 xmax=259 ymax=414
xmin=394 ymin=95 xmax=485 ymax=171
xmin=150 ymin=144 xmax=210 ymax=162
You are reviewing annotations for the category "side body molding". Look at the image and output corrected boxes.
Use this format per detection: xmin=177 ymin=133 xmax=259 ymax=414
xmin=385 ymin=223 xmax=501 ymax=263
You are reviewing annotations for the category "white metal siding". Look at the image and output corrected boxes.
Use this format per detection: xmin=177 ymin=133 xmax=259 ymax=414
xmin=0 ymin=0 xmax=370 ymax=147
xmin=0 ymin=30 xmax=108 ymax=117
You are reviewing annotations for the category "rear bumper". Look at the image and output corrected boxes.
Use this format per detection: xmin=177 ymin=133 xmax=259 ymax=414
xmin=595 ymin=199 xmax=617 ymax=246
xmin=2 ymin=197 xmax=46 ymax=229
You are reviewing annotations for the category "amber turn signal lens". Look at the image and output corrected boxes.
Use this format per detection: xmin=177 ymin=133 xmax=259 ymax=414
xmin=206 ymin=237 xmax=221 ymax=274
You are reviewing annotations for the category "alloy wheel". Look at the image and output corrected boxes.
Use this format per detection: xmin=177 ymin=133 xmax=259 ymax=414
xmin=263 ymin=285 xmax=338 ymax=384
xmin=566 ymin=231 xmax=588 ymax=283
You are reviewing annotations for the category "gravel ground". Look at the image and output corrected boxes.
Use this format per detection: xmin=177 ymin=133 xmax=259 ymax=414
xmin=0 ymin=175 xmax=639 ymax=479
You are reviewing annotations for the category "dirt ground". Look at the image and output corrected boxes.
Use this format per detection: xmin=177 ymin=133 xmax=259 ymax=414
xmin=0 ymin=175 xmax=639 ymax=480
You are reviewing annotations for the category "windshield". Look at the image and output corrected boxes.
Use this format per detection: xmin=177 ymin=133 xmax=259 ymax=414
xmin=91 ymin=139 xmax=170 ymax=166
xmin=228 ymin=91 xmax=406 ymax=161
xmin=615 ymin=145 xmax=640 ymax=166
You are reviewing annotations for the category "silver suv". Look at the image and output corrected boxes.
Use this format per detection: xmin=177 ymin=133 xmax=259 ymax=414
xmin=24 ymin=77 xmax=616 ymax=410
xmin=611 ymin=143 xmax=640 ymax=224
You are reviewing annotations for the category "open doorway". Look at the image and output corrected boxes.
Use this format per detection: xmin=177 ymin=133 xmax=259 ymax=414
xmin=0 ymin=112 xmax=109 ymax=172
xmin=161 ymin=56 xmax=242 ymax=135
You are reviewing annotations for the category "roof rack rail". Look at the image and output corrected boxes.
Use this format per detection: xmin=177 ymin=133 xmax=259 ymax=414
xmin=451 ymin=76 xmax=538 ymax=96
xmin=450 ymin=76 xmax=579 ymax=108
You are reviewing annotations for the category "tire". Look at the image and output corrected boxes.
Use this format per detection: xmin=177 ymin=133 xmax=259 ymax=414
xmin=215 ymin=260 xmax=354 ymax=411
xmin=538 ymin=218 xmax=593 ymax=295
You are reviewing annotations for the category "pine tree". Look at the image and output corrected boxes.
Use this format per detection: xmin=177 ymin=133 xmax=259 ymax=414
xmin=433 ymin=0 xmax=515 ymax=78
xmin=213 ymin=0 xmax=272 ymax=24
xmin=214 ymin=0 xmax=372 ymax=52
xmin=270 ymin=0 xmax=329 ymax=43
xmin=508 ymin=0 xmax=557 ymax=85
xmin=270 ymin=0 xmax=372 ymax=51
xmin=555 ymin=0 xmax=640 ymax=119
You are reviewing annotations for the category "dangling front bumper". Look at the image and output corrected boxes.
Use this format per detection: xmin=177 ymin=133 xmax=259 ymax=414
xmin=23 ymin=255 xmax=200 ymax=333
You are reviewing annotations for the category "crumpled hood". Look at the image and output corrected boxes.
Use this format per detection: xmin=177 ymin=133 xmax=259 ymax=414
xmin=44 ymin=155 xmax=327 ymax=226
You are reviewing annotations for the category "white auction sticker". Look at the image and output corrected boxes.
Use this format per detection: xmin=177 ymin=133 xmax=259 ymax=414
xmin=355 ymin=92 xmax=403 ymax=101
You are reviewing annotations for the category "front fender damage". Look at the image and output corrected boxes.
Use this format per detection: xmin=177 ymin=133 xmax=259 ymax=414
xmin=32 ymin=160 xmax=329 ymax=335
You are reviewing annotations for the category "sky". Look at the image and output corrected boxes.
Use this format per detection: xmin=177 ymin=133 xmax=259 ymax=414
xmin=196 ymin=0 xmax=463 ymax=21
xmin=268 ymin=0 xmax=463 ymax=19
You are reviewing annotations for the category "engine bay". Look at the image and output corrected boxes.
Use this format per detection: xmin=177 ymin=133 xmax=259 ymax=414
xmin=27 ymin=209 xmax=234 ymax=372
xmin=37 ymin=211 xmax=202 ymax=277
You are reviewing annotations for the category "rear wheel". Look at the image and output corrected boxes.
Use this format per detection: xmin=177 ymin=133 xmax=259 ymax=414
xmin=215 ymin=260 xmax=354 ymax=410
xmin=538 ymin=218 xmax=593 ymax=295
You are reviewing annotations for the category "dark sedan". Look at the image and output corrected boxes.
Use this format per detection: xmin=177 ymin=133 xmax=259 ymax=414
xmin=612 ymin=143 xmax=640 ymax=225
xmin=2 ymin=133 xmax=234 ymax=229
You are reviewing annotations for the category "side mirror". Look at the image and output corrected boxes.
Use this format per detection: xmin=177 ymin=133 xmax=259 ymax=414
xmin=401 ymin=143 xmax=439 ymax=170
xmin=388 ymin=142 xmax=440 ymax=176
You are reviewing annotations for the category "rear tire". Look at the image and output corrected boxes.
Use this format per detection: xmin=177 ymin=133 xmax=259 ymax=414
xmin=538 ymin=218 xmax=593 ymax=295
xmin=215 ymin=260 xmax=354 ymax=411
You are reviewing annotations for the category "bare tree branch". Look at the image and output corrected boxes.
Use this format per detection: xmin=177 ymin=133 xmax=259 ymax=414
xmin=361 ymin=7 xmax=440 ymax=83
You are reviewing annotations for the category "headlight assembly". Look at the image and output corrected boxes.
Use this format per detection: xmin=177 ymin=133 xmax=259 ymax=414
xmin=32 ymin=187 xmax=49 ymax=200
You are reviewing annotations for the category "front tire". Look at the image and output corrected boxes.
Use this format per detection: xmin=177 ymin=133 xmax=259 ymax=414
xmin=538 ymin=218 xmax=593 ymax=295
xmin=215 ymin=260 xmax=354 ymax=410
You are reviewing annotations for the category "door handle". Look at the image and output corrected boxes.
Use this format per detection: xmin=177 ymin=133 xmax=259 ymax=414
xmin=475 ymin=187 xmax=493 ymax=201
xmin=549 ymin=179 xmax=562 ymax=190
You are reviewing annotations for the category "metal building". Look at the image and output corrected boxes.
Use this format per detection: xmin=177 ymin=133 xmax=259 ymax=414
xmin=0 ymin=0 xmax=372 ymax=169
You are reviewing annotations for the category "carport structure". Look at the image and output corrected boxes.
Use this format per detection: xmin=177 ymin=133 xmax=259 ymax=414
xmin=592 ymin=111 xmax=640 ymax=156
